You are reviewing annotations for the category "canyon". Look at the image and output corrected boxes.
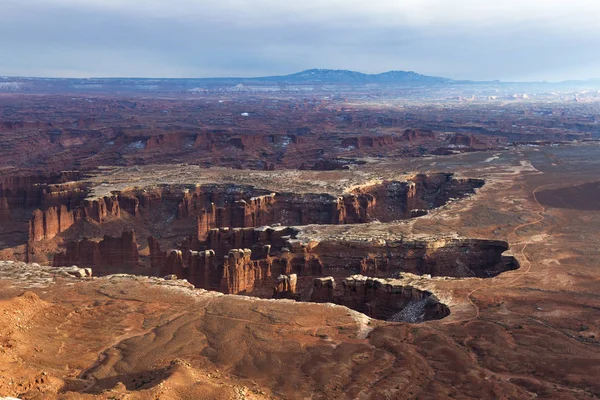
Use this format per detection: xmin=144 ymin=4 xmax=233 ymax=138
xmin=0 ymin=89 xmax=599 ymax=399
xmin=0 ymin=168 xmax=508 ymax=321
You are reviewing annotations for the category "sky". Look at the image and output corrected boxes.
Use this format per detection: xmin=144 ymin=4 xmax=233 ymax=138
xmin=1 ymin=0 xmax=600 ymax=81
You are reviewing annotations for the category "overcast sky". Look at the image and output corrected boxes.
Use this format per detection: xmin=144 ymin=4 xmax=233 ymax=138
xmin=2 ymin=0 xmax=600 ymax=81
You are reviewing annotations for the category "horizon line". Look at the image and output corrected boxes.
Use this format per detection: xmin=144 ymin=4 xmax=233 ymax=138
xmin=1 ymin=68 xmax=599 ymax=84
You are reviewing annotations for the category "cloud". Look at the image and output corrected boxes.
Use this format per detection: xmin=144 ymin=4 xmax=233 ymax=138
xmin=1 ymin=0 xmax=600 ymax=80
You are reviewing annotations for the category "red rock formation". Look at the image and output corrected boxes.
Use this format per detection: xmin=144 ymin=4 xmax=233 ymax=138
xmin=206 ymin=228 xmax=262 ymax=257
xmin=200 ymin=226 xmax=292 ymax=259
xmin=337 ymin=275 xmax=449 ymax=321
xmin=0 ymin=197 xmax=11 ymax=222
xmin=117 ymin=193 xmax=140 ymax=216
xmin=337 ymin=193 xmax=376 ymax=224
xmin=347 ymin=174 xmax=483 ymax=222
xmin=399 ymin=128 xmax=435 ymax=142
xmin=0 ymin=173 xmax=82 ymax=208
xmin=360 ymin=255 xmax=387 ymax=276
xmin=272 ymin=193 xmax=344 ymax=226
xmin=273 ymin=273 xmax=297 ymax=298
xmin=310 ymin=277 xmax=336 ymax=302
xmin=311 ymin=238 xmax=517 ymax=278
xmin=82 ymin=196 xmax=121 ymax=222
xmin=450 ymin=133 xmax=479 ymax=147
xmin=185 ymin=249 xmax=220 ymax=289
xmin=163 ymin=250 xmax=185 ymax=277
xmin=179 ymin=190 xmax=276 ymax=239
xmin=28 ymin=196 xmax=120 ymax=242
xmin=220 ymin=249 xmax=271 ymax=294
xmin=310 ymin=275 xmax=448 ymax=321
xmin=273 ymin=247 xmax=324 ymax=277
xmin=342 ymin=134 xmax=443 ymax=149
xmin=341 ymin=136 xmax=388 ymax=149
xmin=41 ymin=182 xmax=87 ymax=208
xmin=156 ymin=249 xmax=221 ymax=289
xmin=53 ymin=230 xmax=139 ymax=269
xmin=148 ymin=236 xmax=164 ymax=270
xmin=29 ymin=205 xmax=76 ymax=241
xmin=181 ymin=187 xmax=362 ymax=228
xmin=149 ymin=236 xmax=247 ymax=291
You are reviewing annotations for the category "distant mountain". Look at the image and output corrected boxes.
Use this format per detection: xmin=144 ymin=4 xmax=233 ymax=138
xmin=261 ymin=69 xmax=452 ymax=84
xmin=0 ymin=69 xmax=455 ymax=94
xmin=2 ymin=68 xmax=599 ymax=95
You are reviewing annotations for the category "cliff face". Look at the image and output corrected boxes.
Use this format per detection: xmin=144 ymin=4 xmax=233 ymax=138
xmin=0 ymin=197 xmax=11 ymax=222
xmin=337 ymin=194 xmax=377 ymax=224
xmin=149 ymin=236 xmax=272 ymax=293
xmin=339 ymin=275 xmax=449 ymax=321
xmin=29 ymin=206 xmax=75 ymax=241
xmin=310 ymin=275 xmax=449 ymax=322
xmin=137 ymin=132 xmax=303 ymax=155
xmin=177 ymin=186 xmax=383 ymax=230
xmin=347 ymin=174 xmax=484 ymax=223
xmin=21 ymin=174 xmax=499 ymax=301
xmin=149 ymin=239 xmax=222 ymax=290
xmin=410 ymin=173 xmax=484 ymax=209
xmin=154 ymin=222 xmax=518 ymax=299
xmin=192 ymin=194 xmax=277 ymax=240
xmin=27 ymin=173 xmax=478 ymax=253
xmin=273 ymin=274 xmax=297 ymax=298
xmin=220 ymin=249 xmax=271 ymax=294
xmin=310 ymin=277 xmax=336 ymax=302
xmin=312 ymin=238 xmax=517 ymax=278
xmin=82 ymin=196 xmax=121 ymax=223
xmin=203 ymin=227 xmax=293 ymax=257
xmin=147 ymin=236 xmax=164 ymax=270
xmin=186 ymin=250 xmax=221 ymax=289
xmin=0 ymin=173 xmax=83 ymax=208
xmin=28 ymin=196 xmax=120 ymax=242
xmin=338 ymin=130 xmax=435 ymax=148
xmin=53 ymin=230 xmax=139 ymax=269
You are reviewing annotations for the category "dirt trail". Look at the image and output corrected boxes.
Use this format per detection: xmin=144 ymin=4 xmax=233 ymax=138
xmin=444 ymin=183 xmax=549 ymax=325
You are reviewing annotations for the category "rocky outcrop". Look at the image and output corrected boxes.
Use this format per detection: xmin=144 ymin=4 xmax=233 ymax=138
xmin=186 ymin=250 xmax=220 ymax=289
xmin=182 ymin=188 xmax=379 ymax=229
xmin=61 ymin=266 xmax=93 ymax=278
xmin=220 ymin=249 xmax=271 ymax=294
xmin=29 ymin=205 xmax=75 ymax=241
xmin=28 ymin=195 xmax=120 ymax=242
xmin=450 ymin=133 xmax=480 ymax=147
xmin=53 ymin=230 xmax=139 ymax=269
xmin=338 ymin=130 xmax=435 ymax=149
xmin=27 ymin=174 xmax=477 ymax=248
xmin=148 ymin=236 xmax=164 ymax=270
xmin=203 ymin=226 xmax=295 ymax=257
xmin=410 ymin=173 xmax=484 ymax=209
xmin=339 ymin=275 xmax=449 ymax=321
xmin=0 ymin=197 xmax=11 ymax=222
xmin=117 ymin=193 xmax=140 ymax=216
xmin=273 ymin=250 xmax=324 ymax=278
xmin=149 ymin=234 xmax=275 ymax=293
xmin=348 ymin=174 xmax=483 ymax=222
xmin=41 ymin=182 xmax=88 ymax=208
xmin=81 ymin=196 xmax=121 ymax=222
xmin=193 ymin=194 xmax=276 ymax=239
xmin=151 ymin=245 xmax=222 ymax=290
xmin=310 ymin=277 xmax=336 ymax=302
xmin=0 ymin=172 xmax=83 ymax=208
xmin=337 ymin=193 xmax=377 ymax=224
xmin=399 ymin=129 xmax=435 ymax=142
xmin=273 ymin=274 xmax=297 ymax=298
xmin=310 ymin=238 xmax=518 ymax=278
xmin=310 ymin=275 xmax=449 ymax=321
xmin=341 ymin=136 xmax=395 ymax=149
